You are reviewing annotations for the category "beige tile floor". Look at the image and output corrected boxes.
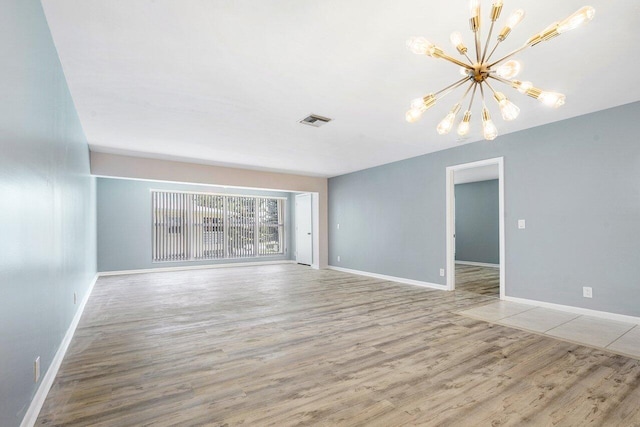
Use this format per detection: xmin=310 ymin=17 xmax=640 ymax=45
xmin=458 ymin=301 xmax=640 ymax=360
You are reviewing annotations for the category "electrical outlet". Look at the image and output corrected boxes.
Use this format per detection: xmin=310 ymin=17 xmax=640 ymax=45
xmin=73 ymin=292 xmax=77 ymax=305
xmin=337 ymin=255 xmax=341 ymax=262
xmin=34 ymin=357 xmax=40 ymax=383
xmin=583 ymin=287 xmax=593 ymax=298
xmin=518 ymin=219 xmax=526 ymax=229
xmin=439 ymin=268 xmax=445 ymax=277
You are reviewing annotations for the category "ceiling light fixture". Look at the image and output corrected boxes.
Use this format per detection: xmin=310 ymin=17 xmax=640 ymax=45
xmin=406 ymin=1 xmax=595 ymax=140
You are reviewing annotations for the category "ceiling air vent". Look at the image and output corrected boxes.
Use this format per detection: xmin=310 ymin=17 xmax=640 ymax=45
xmin=299 ymin=114 xmax=332 ymax=127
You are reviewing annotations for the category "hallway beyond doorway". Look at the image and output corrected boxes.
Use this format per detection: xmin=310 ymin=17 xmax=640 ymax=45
xmin=455 ymin=264 xmax=499 ymax=297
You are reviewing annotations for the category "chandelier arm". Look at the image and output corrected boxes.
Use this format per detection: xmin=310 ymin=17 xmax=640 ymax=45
xmin=481 ymin=21 xmax=496 ymax=64
xmin=438 ymin=52 xmax=475 ymax=69
xmin=488 ymin=43 xmax=532 ymax=68
xmin=489 ymin=75 xmax=513 ymax=86
xmin=483 ymin=79 xmax=499 ymax=96
xmin=467 ymin=83 xmax=478 ymax=111
xmin=435 ymin=77 xmax=472 ymax=98
xmin=457 ymin=81 xmax=475 ymax=105
xmin=463 ymin=52 xmax=474 ymax=64
xmin=484 ymin=39 xmax=502 ymax=64
xmin=479 ymin=82 xmax=487 ymax=107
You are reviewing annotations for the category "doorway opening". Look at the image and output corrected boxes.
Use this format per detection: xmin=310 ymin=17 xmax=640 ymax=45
xmin=446 ymin=157 xmax=505 ymax=298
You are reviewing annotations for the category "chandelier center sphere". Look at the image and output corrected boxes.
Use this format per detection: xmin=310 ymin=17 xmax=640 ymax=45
xmin=472 ymin=63 xmax=490 ymax=82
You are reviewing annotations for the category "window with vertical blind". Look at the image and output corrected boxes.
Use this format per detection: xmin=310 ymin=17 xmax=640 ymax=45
xmin=152 ymin=191 xmax=285 ymax=262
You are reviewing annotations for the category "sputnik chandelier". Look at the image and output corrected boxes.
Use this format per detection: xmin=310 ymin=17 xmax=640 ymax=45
xmin=405 ymin=1 xmax=595 ymax=140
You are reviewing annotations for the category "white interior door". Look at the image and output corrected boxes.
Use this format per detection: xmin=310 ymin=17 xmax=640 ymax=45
xmin=295 ymin=193 xmax=313 ymax=265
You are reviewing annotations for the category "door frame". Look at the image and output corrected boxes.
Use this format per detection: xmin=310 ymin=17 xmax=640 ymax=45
xmin=445 ymin=157 xmax=505 ymax=298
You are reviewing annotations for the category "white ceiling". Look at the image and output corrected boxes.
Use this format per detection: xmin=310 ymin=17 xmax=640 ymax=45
xmin=42 ymin=0 xmax=640 ymax=177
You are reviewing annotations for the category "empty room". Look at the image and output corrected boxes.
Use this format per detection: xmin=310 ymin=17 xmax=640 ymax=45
xmin=2 ymin=0 xmax=640 ymax=426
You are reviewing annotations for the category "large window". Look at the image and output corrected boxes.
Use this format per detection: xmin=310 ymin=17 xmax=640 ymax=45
xmin=152 ymin=191 xmax=285 ymax=262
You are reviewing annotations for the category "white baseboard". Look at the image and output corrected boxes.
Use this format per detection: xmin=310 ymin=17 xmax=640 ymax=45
xmin=503 ymin=296 xmax=640 ymax=325
xmin=328 ymin=266 xmax=448 ymax=291
xmin=455 ymin=260 xmax=500 ymax=268
xmin=20 ymin=273 xmax=99 ymax=427
xmin=98 ymin=260 xmax=296 ymax=276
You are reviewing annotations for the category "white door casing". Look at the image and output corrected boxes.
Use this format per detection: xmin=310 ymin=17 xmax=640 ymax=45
xmin=295 ymin=193 xmax=313 ymax=265
xmin=446 ymin=157 xmax=505 ymax=299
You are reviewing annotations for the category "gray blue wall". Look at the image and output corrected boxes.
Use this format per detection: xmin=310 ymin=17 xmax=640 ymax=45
xmin=97 ymin=178 xmax=295 ymax=272
xmin=329 ymin=102 xmax=640 ymax=317
xmin=455 ymin=180 xmax=499 ymax=264
xmin=0 ymin=1 xmax=96 ymax=425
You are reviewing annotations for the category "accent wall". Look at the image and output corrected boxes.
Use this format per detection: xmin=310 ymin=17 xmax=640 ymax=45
xmin=0 ymin=0 xmax=96 ymax=425
xmin=328 ymin=102 xmax=640 ymax=317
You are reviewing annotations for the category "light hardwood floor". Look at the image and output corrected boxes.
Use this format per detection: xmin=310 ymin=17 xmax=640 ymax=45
xmin=37 ymin=264 xmax=640 ymax=426
xmin=455 ymin=264 xmax=500 ymax=297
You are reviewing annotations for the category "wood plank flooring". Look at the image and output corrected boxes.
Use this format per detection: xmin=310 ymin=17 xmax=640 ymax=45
xmin=455 ymin=264 xmax=500 ymax=296
xmin=37 ymin=264 xmax=640 ymax=426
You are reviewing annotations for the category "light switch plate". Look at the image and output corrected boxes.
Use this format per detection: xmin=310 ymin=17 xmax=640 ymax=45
xmin=518 ymin=219 xmax=526 ymax=229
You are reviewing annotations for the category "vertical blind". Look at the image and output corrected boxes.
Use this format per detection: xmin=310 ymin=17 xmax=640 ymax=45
xmin=152 ymin=192 xmax=190 ymax=262
xmin=152 ymin=191 xmax=284 ymax=262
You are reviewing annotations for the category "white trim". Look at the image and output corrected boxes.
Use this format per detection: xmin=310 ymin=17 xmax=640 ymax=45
xmin=503 ymin=296 xmax=640 ymax=325
xmin=446 ymin=157 xmax=505 ymax=299
xmin=311 ymin=193 xmax=320 ymax=270
xmin=328 ymin=266 xmax=447 ymax=291
xmin=20 ymin=273 xmax=99 ymax=427
xmin=99 ymin=260 xmax=296 ymax=276
xmin=455 ymin=260 xmax=500 ymax=268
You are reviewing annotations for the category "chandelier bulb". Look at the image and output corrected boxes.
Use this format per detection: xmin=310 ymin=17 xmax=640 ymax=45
xmin=450 ymin=32 xmax=468 ymax=54
xmin=437 ymin=103 xmax=461 ymax=135
xmin=450 ymin=32 xmax=463 ymax=47
xmin=495 ymin=60 xmax=522 ymax=79
xmin=499 ymin=9 xmax=525 ymax=41
xmin=482 ymin=107 xmax=498 ymax=140
xmin=437 ymin=113 xmax=456 ymax=135
xmin=507 ymin=9 xmax=525 ymax=29
xmin=469 ymin=0 xmax=480 ymax=18
xmin=406 ymin=108 xmax=423 ymax=123
xmin=407 ymin=94 xmax=437 ymax=122
xmin=557 ymin=6 xmax=595 ymax=34
xmin=457 ymin=111 xmax=472 ymax=136
xmin=410 ymin=98 xmax=425 ymax=110
xmin=469 ymin=0 xmax=480 ymax=31
xmin=538 ymin=91 xmax=566 ymax=108
xmin=406 ymin=37 xmax=435 ymax=56
xmin=405 ymin=109 xmax=423 ymax=123
xmin=494 ymin=92 xmax=520 ymax=121
xmin=410 ymin=94 xmax=436 ymax=110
